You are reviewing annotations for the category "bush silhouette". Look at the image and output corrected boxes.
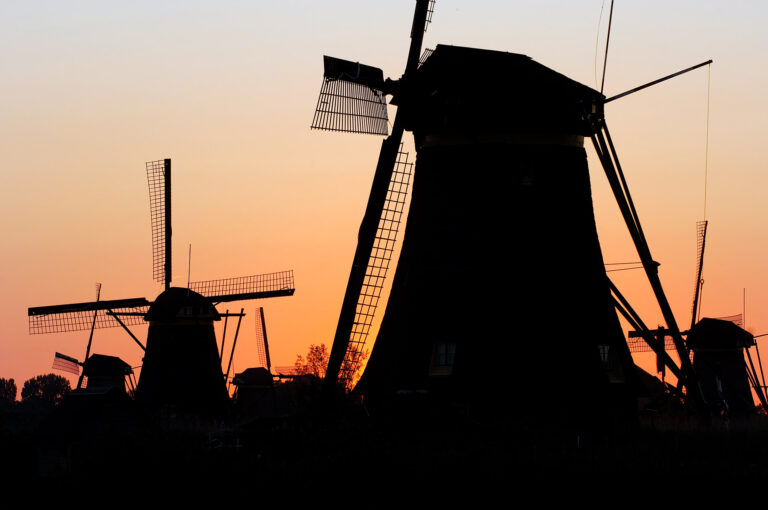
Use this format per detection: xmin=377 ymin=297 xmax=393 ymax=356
xmin=0 ymin=378 xmax=16 ymax=403
xmin=21 ymin=373 xmax=71 ymax=404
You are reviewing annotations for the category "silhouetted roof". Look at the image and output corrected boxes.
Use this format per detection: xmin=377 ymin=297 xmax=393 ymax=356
xmin=405 ymin=44 xmax=604 ymax=137
xmin=145 ymin=287 xmax=220 ymax=322
xmin=83 ymin=354 xmax=133 ymax=376
xmin=687 ymin=318 xmax=754 ymax=350
xmin=233 ymin=367 xmax=272 ymax=387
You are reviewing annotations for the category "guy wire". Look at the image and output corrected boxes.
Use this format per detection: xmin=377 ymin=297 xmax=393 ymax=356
xmin=703 ymin=64 xmax=711 ymax=220
xmin=594 ymin=0 xmax=605 ymax=90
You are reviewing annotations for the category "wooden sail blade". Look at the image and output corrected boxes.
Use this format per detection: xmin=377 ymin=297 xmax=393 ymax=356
xmin=189 ymin=270 xmax=295 ymax=303
xmin=323 ymin=0 xmax=431 ymax=393
xmin=254 ymin=307 xmax=271 ymax=370
xmin=690 ymin=220 xmax=708 ymax=328
xmin=28 ymin=297 xmax=150 ymax=334
xmin=52 ymin=352 xmax=81 ymax=375
xmin=146 ymin=158 xmax=171 ymax=288
xmin=336 ymin=146 xmax=413 ymax=388
xmin=311 ymin=56 xmax=389 ymax=135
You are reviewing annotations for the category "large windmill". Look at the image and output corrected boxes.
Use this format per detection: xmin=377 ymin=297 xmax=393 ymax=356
xmin=29 ymin=159 xmax=295 ymax=411
xmin=312 ymin=0 xmax=714 ymax=419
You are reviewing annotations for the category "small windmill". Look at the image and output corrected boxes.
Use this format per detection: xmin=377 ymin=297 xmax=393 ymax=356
xmin=29 ymin=158 xmax=295 ymax=410
xmin=48 ymin=282 xmax=104 ymax=390
xmin=53 ymin=351 xmax=137 ymax=398
xmin=232 ymin=307 xmax=278 ymax=412
xmin=49 ymin=283 xmax=138 ymax=400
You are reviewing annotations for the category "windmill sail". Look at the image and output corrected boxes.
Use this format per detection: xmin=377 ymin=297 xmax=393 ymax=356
xmin=52 ymin=352 xmax=81 ymax=375
xmin=425 ymin=0 xmax=436 ymax=31
xmin=28 ymin=297 xmax=151 ymax=334
xmin=254 ymin=307 xmax=271 ymax=371
xmin=189 ymin=270 xmax=295 ymax=303
xmin=146 ymin=159 xmax=171 ymax=289
xmin=337 ymin=146 xmax=413 ymax=387
xmin=690 ymin=220 xmax=708 ymax=328
xmin=322 ymin=0 xmax=431 ymax=392
xmin=311 ymin=56 xmax=389 ymax=135
xmin=418 ymin=48 xmax=434 ymax=68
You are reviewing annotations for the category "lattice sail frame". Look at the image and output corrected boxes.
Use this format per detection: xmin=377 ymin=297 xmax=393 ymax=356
xmin=189 ymin=270 xmax=295 ymax=300
xmin=337 ymin=146 xmax=414 ymax=388
xmin=690 ymin=220 xmax=708 ymax=321
xmin=52 ymin=352 xmax=81 ymax=375
xmin=626 ymin=335 xmax=677 ymax=354
xmin=29 ymin=306 xmax=149 ymax=335
xmin=627 ymin=313 xmax=745 ymax=353
xmin=418 ymin=48 xmax=434 ymax=68
xmin=311 ymin=56 xmax=389 ymax=136
xmin=146 ymin=159 xmax=167 ymax=284
xmin=254 ymin=307 xmax=268 ymax=369
xmin=425 ymin=0 xmax=436 ymax=30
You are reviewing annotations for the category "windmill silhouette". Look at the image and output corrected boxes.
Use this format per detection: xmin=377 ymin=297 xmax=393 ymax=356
xmin=625 ymin=221 xmax=768 ymax=413
xmin=312 ymin=0 xmax=714 ymax=418
xmin=29 ymin=158 xmax=295 ymax=411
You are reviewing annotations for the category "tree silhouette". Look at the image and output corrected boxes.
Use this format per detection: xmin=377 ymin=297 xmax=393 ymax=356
xmin=294 ymin=343 xmax=368 ymax=391
xmin=340 ymin=345 xmax=369 ymax=391
xmin=0 ymin=378 xmax=16 ymax=403
xmin=21 ymin=373 xmax=71 ymax=404
xmin=294 ymin=344 xmax=329 ymax=379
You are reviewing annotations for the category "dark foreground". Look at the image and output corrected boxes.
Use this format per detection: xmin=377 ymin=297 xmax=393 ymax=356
xmin=2 ymin=394 xmax=768 ymax=501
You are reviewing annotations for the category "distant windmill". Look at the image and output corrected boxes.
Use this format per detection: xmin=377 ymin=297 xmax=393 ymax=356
xmin=311 ymin=0 xmax=714 ymax=419
xmin=52 ymin=351 xmax=137 ymax=398
xmin=29 ymin=158 xmax=295 ymax=411
xmin=232 ymin=307 xmax=278 ymax=412
xmin=625 ymin=220 xmax=768 ymax=414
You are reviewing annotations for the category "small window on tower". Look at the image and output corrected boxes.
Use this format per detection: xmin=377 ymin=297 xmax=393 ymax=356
xmin=437 ymin=343 xmax=456 ymax=366
xmin=598 ymin=344 xmax=612 ymax=370
xmin=430 ymin=342 xmax=456 ymax=376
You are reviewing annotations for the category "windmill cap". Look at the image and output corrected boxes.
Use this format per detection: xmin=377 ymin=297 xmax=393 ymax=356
xmin=687 ymin=318 xmax=754 ymax=350
xmin=406 ymin=44 xmax=604 ymax=137
xmin=145 ymin=287 xmax=221 ymax=322
xmin=83 ymin=354 xmax=133 ymax=376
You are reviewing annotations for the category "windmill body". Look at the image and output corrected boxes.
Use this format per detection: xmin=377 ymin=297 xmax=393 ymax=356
xmin=134 ymin=287 xmax=229 ymax=412
xmin=79 ymin=354 xmax=134 ymax=397
xmin=686 ymin=318 xmax=755 ymax=415
xmin=357 ymin=46 xmax=638 ymax=419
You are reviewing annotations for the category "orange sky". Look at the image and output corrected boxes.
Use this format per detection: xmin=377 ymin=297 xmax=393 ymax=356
xmin=2 ymin=1 xmax=767 ymax=393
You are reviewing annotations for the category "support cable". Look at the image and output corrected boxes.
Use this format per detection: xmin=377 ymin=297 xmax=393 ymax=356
xmin=600 ymin=0 xmax=615 ymax=94
xmin=594 ymin=0 xmax=606 ymax=89
xmin=704 ymin=64 xmax=711 ymax=220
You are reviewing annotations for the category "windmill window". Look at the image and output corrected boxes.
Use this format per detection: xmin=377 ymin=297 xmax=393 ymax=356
xmin=435 ymin=343 xmax=456 ymax=367
xmin=430 ymin=342 xmax=456 ymax=377
xmin=598 ymin=345 xmax=612 ymax=370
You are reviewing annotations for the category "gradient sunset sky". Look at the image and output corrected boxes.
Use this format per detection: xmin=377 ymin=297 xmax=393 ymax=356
xmin=2 ymin=1 xmax=767 ymax=391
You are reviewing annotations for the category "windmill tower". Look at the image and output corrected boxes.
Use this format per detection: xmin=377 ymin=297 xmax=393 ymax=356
xmin=312 ymin=0 xmax=710 ymax=420
xmin=29 ymin=159 xmax=296 ymax=412
xmin=232 ymin=307 xmax=276 ymax=413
